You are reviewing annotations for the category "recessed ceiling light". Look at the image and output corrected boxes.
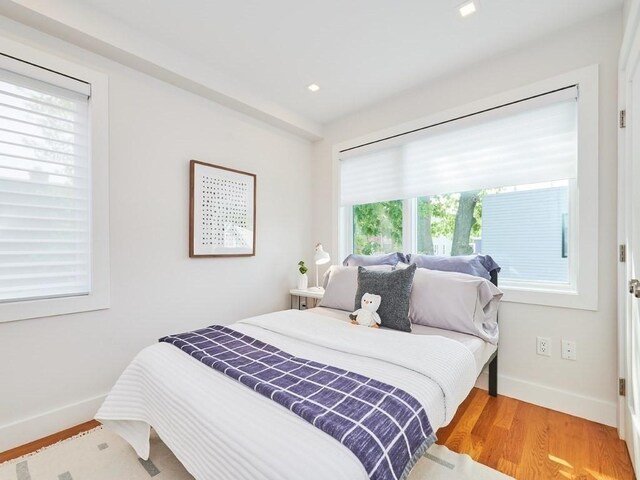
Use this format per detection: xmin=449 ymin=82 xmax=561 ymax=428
xmin=458 ymin=1 xmax=477 ymax=17
xmin=307 ymin=84 xmax=320 ymax=92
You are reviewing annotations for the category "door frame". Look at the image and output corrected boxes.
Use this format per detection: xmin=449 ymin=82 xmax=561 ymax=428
xmin=618 ymin=0 xmax=640 ymax=452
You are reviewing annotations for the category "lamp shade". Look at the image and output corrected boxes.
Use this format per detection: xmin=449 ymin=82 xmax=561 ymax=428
xmin=314 ymin=243 xmax=330 ymax=265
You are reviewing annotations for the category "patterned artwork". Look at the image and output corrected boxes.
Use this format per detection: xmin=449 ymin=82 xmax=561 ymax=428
xmin=200 ymin=176 xmax=249 ymax=247
xmin=190 ymin=160 xmax=256 ymax=257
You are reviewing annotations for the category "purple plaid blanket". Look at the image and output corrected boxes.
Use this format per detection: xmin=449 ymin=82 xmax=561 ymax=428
xmin=160 ymin=325 xmax=435 ymax=480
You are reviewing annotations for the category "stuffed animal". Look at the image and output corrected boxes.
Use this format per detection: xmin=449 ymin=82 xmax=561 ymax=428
xmin=349 ymin=293 xmax=382 ymax=328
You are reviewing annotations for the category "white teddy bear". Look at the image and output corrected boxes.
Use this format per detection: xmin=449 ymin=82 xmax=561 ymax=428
xmin=349 ymin=293 xmax=382 ymax=328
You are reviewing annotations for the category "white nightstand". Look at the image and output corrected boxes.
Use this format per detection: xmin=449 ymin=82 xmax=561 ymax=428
xmin=289 ymin=289 xmax=324 ymax=310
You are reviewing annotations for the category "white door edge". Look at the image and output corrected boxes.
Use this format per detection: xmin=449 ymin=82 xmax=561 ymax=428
xmin=618 ymin=0 xmax=640 ymax=470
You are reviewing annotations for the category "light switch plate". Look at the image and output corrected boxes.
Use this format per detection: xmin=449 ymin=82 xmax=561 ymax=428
xmin=561 ymin=340 xmax=577 ymax=360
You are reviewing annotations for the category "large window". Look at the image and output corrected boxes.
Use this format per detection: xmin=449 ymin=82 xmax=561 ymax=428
xmin=0 ymin=43 xmax=109 ymax=322
xmin=339 ymin=67 xmax=599 ymax=310
xmin=0 ymin=63 xmax=91 ymax=303
xmin=352 ymin=181 xmax=570 ymax=284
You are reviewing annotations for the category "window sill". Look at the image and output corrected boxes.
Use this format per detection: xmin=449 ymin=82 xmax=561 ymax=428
xmin=0 ymin=291 xmax=110 ymax=323
xmin=500 ymin=284 xmax=597 ymax=311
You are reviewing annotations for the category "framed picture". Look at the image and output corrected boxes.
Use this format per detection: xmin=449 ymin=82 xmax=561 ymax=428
xmin=189 ymin=160 xmax=256 ymax=257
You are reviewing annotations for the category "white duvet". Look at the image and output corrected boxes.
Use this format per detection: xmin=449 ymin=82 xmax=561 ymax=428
xmin=96 ymin=309 xmax=477 ymax=480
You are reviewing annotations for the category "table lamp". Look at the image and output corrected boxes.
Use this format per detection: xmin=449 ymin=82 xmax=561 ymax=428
xmin=309 ymin=243 xmax=330 ymax=292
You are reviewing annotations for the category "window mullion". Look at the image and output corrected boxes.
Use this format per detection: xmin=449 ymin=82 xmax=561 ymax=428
xmin=341 ymin=206 xmax=353 ymax=262
xmin=402 ymin=198 xmax=417 ymax=254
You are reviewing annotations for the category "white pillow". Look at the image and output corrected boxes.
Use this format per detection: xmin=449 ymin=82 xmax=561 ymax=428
xmin=319 ymin=265 xmax=393 ymax=312
xmin=409 ymin=268 xmax=503 ymax=344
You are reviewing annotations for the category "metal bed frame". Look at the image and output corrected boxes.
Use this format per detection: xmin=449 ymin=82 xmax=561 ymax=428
xmin=486 ymin=268 xmax=499 ymax=397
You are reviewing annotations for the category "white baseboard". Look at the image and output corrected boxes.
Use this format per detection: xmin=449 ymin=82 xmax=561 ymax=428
xmin=0 ymin=393 xmax=106 ymax=453
xmin=475 ymin=372 xmax=617 ymax=427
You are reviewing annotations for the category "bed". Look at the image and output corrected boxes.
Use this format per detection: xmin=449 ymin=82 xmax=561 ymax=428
xmin=96 ymin=262 xmax=500 ymax=480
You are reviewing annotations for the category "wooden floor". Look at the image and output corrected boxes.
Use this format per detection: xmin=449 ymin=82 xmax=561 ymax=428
xmin=0 ymin=420 xmax=100 ymax=464
xmin=437 ymin=388 xmax=636 ymax=480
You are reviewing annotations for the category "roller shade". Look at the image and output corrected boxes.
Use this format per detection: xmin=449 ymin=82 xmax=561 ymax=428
xmin=0 ymin=57 xmax=91 ymax=303
xmin=340 ymin=87 xmax=578 ymax=206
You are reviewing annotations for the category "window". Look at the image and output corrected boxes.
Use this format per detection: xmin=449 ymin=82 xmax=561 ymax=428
xmin=339 ymin=67 xmax=599 ymax=310
xmin=0 ymin=41 xmax=109 ymax=322
xmin=418 ymin=183 xmax=570 ymax=284
xmin=0 ymin=61 xmax=91 ymax=303
xmin=351 ymin=182 xmax=570 ymax=284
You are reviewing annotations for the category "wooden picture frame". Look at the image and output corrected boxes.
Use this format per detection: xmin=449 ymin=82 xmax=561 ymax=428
xmin=189 ymin=160 xmax=256 ymax=257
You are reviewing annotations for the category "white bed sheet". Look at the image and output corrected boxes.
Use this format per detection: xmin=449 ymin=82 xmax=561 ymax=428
xmin=308 ymin=306 xmax=497 ymax=375
xmin=96 ymin=309 xmax=480 ymax=480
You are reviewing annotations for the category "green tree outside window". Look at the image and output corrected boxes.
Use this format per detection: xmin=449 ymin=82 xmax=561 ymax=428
xmin=353 ymin=191 xmax=485 ymax=256
xmin=353 ymin=200 xmax=403 ymax=255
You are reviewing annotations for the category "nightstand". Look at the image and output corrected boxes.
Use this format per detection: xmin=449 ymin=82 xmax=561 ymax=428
xmin=289 ymin=289 xmax=324 ymax=310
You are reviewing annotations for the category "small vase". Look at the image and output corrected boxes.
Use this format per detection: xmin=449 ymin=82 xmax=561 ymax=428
xmin=297 ymin=273 xmax=308 ymax=290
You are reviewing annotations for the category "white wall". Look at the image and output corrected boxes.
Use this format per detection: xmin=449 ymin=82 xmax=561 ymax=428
xmin=312 ymin=10 xmax=622 ymax=426
xmin=0 ymin=18 xmax=312 ymax=451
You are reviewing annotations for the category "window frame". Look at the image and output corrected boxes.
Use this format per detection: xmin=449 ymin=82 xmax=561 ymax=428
xmin=333 ymin=65 xmax=598 ymax=311
xmin=0 ymin=37 xmax=110 ymax=323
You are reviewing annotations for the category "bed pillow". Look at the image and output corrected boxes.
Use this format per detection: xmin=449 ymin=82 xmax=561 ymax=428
xmin=409 ymin=268 xmax=502 ymax=344
xmin=320 ymin=265 xmax=393 ymax=311
xmin=354 ymin=264 xmax=417 ymax=332
xmin=342 ymin=252 xmax=407 ymax=267
xmin=406 ymin=254 xmax=500 ymax=280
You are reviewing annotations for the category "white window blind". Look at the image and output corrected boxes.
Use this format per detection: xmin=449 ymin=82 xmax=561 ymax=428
xmin=340 ymin=87 xmax=578 ymax=206
xmin=0 ymin=56 xmax=91 ymax=303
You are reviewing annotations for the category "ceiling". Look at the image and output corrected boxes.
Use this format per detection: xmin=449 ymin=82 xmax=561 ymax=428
xmin=70 ymin=0 xmax=622 ymax=125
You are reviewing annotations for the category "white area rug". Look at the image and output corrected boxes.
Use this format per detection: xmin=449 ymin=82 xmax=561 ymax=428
xmin=0 ymin=426 xmax=512 ymax=480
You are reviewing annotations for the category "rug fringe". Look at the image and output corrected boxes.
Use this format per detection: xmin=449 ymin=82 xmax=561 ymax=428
xmin=400 ymin=432 xmax=437 ymax=480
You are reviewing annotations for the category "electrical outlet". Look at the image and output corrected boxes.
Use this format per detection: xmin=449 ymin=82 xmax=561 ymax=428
xmin=537 ymin=336 xmax=551 ymax=357
xmin=561 ymin=340 xmax=577 ymax=360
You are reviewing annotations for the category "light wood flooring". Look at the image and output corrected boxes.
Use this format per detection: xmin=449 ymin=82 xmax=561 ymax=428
xmin=0 ymin=420 xmax=100 ymax=464
xmin=437 ymin=388 xmax=636 ymax=479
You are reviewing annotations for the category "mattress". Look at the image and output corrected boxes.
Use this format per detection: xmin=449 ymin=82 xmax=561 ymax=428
xmin=308 ymin=307 xmax=497 ymax=375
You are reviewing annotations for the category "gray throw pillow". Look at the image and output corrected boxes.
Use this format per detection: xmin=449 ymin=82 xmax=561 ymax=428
xmin=354 ymin=264 xmax=417 ymax=332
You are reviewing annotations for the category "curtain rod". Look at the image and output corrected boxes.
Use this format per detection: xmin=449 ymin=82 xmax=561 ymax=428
xmin=339 ymin=84 xmax=577 ymax=154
